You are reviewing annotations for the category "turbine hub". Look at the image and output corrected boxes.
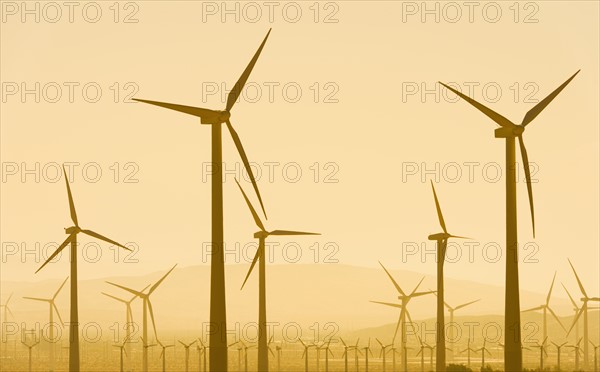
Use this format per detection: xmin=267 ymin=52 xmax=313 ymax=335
xmin=428 ymin=232 xmax=449 ymax=241
xmin=512 ymin=125 xmax=525 ymax=135
xmin=218 ymin=110 xmax=231 ymax=123
xmin=254 ymin=231 xmax=269 ymax=239
xmin=65 ymin=226 xmax=80 ymax=234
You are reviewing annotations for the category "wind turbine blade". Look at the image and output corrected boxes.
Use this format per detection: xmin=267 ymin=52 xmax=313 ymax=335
xmin=411 ymin=290 xmax=435 ymax=298
xmin=448 ymin=234 xmax=472 ymax=240
xmin=53 ymin=302 xmax=63 ymax=325
xmin=378 ymin=261 xmax=405 ymax=296
xmin=410 ymin=276 xmax=426 ymax=296
xmin=132 ymin=98 xmax=216 ymax=119
xmin=62 ymin=166 xmax=78 ymax=226
xmin=561 ymin=283 xmax=579 ymax=308
xmin=521 ymin=70 xmax=580 ymax=126
xmin=106 ymin=282 xmax=143 ymax=297
xmin=546 ymin=272 xmax=557 ymax=306
xmin=269 ymin=230 xmax=319 ymax=236
xmin=101 ymin=292 xmax=127 ymax=303
xmin=430 ymin=181 xmax=447 ymax=233
xmin=6 ymin=293 xmax=13 ymax=305
xmin=53 ymin=277 xmax=69 ymax=299
xmin=567 ymin=259 xmax=587 ymax=297
xmin=454 ymin=299 xmax=480 ymax=311
xmin=241 ymin=240 xmax=262 ymax=290
xmin=234 ymin=178 xmax=265 ymax=231
xmin=227 ymin=121 xmax=266 ymax=219
xmin=405 ymin=308 xmax=415 ymax=329
xmin=521 ymin=305 xmax=544 ymax=313
xmin=22 ymin=297 xmax=49 ymax=302
xmin=340 ymin=338 xmax=347 ymax=347
xmin=518 ymin=134 xmax=535 ymax=237
xmin=370 ymin=301 xmax=403 ymax=309
xmin=438 ymin=82 xmax=513 ymax=127
xmin=566 ymin=307 xmax=584 ymax=336
xmin=81 ymin=230 xmax=131 ymax=251
xmin=149 ymin=264 xmax=177 ymax=294
xmin=147 ymin=300 xmax=158 ymax=341
xmin=35 ymin=234 xmax=73 ymax=274
xmin=226 ymin=29 xmax=271 ymax=112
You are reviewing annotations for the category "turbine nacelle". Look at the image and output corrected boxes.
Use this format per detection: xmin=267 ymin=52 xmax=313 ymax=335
xmin=428 ymin=232 xmax=449 ymax=241
xmin=254 ymin=230 xmax=269 ymax=239
xmin=65 ymin=226 xmax=80 ymax=234
xmin=201 ymin=110 xmax=231 ymax=125
xmin=494 ymin=124 xmax=525 ymax=138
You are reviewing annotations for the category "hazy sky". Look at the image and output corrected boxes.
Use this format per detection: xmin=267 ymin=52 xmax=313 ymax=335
xmin=1 ymin=1 xmax=598 ymax=298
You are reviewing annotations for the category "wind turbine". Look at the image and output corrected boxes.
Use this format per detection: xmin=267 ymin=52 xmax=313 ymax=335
xmin=428 ymin=181 xmax=470 ymax=372
xmin=435 ymin=296 xmax=479 ymax=361
xmin=113 ymin=336 xmax=130 ymax=372
xmin=198 ymin=338 xmax=208 ymax=372
xmin=102 ymin=284 xmax=149 ymax=372
xmin=319 ymin=339 xmax=333 ymax=372
xmin=476 ymin=339 xmax=492 ymax=370
xmin=461 ymin=338 xmax=477 ymax=369
xmin=239 ymin=340 xmax=255 ymax=372
xmin=22 ymin=337 xmax=40 ymax=372
xmin=107 ymin=264 xmax=177 ymax=372
xmin=522 ymin=271 xmax=565 ymax=355
xmin=353 ymin=339 xmax=361 ymax=372
xmin=274 ymin=340 xmax=283 ymax=372
xmin=1 ymin=292 xmax=14 ymax=355
xmin=567 ymin=338 xmax=584 ymax=370
xmin=237 ymin=179 xmax=318 ymax=371
xmin=35 ymin=166 xmax=131 ymax=371
xmin=415 ymin=336 xmax=429 ymax=372
xmin=567 ymin=258 xmax=600 ymax=368
xmin=179 ymin=340 xmax=197 ymax=372
xmin=371 ymin=262 xmax=434 ymax=371
xmin=158 ymin=339 xmax=174 ymax=372
xmin=340 ymin=338 xmax=355 ymax=372
xmin=439 ymin=70 xmax=580 ymax=371
xmin=562 ymin=283 xmax=582 ymax=342
xmin=133 ymin=29 xmax=272 ymax=371
xmin=376 ymin=338 xmax=392 ymax=372
xmin=299 ymin=339 xmax=314 ymax=372
xmin=532 ymin=337 xmax=548 ymax=371
xmin=551 ymin=341 xmax=567 ymax=371
xmin=590 ymin=341 xmax=599 ymax=372
xmin=362 ymin=338 xmax=374 ymax=372
xmin=22 ymin=277 xmax=68 ymax=372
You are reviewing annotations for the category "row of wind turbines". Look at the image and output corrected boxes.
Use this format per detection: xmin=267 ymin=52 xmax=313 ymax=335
xmin=2 ymin=25 xmax=596 ymax=371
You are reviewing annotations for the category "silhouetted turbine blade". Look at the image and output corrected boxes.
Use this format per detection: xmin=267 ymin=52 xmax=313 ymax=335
xmin=63 ymin=166 xmax=78 ymax=226
xmin=430 ymin=181 xmax=447 ymax=234
xmin=518 ymin=134 xmax=535 ymax=237
xmin=546 ymin=272 xmax=557 ymax=306
xmin=234 ymin=178 xmax=265 ymax=231
xmin=521 ymin=70 xmax=580 ymax=126
xmin=23 ymin=297 xmax=48 ymax=302
xmin=378 ymin=261 xmax=406 ymax=296
xmin=411 ymin=291 xmax=435 ymax=298
xmin=36 ymin=234 xmax=73 ymax=274
xmin=54 ymin=277 xmax=69 ymax=299
xmin=106 ymin=282 xmax=144 ymax=297
xmin=522 ymin=305 xmax=544 ymax=313
xmin=438 ymin=82 xmax=512 ymax=127
xmin=449 ymin=234 xmax=472 ymax=240
xmin=567 ymin=307 xmax=585 ymax=336
xmin=269 ymin=230 xmax=319 ymax=236
xmin=410 ymin=277 xmax=426 ymax=296
xmin=455 ymin=299 xmax=480 ymax=311
xmin=226 ymin=29 xmax=272 ymax=112
xmin=133 ymin=99 xmax=216 ymax=119
xmin=241 ymin=243 xmax=262 ymax=290
xmin=227 ymin=121 xmax=267 ymax=219
xmin=150 ymin=264 xmax=177 ymax=294
xmin=370 ymin=301 xmax=402 ymax=309
xmin=547 ymin=306 xmax=566 ymax=332
xmin=101 ymin=292 xmax=127 ymax=304
xmin=567 ymin=259 xmax=587 ymax=297
xmin=148 ymin=300 xmax=158 ymax=341
xmin=53 ymin=302 xmax=63 ymax=325
xmin=561 ymin=283 xmax=579 ymax=308
xmin=81 ymin=230 xmax=131 ymax=251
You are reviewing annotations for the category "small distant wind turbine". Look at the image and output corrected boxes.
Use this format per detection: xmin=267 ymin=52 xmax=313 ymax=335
xmin=567 ymin=338 xmax=584 ymax=370
xmin=532 ymin=337 xmax=548 ymax=371
xmin=590 ymin=341 xmax=599 ymax=372
xmin=22 ymin=337 xmax=40 ymax=372
xmin=461 ymin=338 xmax=477 ymax=369
xmin=340 ymin=338 xmax=355 ymax=372
xmin=436 ymin=296 xmax=480 ymax=360
xmin=179 ymin=340 xmax=197 ymax=372
xmin=416 ymin=336 xmax=430 ymax=372
xmin=353 ymin=339 xmax=361 ymax=372
xmin=23 ymin=277 xmax=68 ymax=372
xmin=36 ymin=167 xmax=131 ymax=371
xmin=107 ymin=264 xmax=177 ymax=372
xmin=158 ymin=339 xmax=174 ymax=372
xmin=567 ymin=259 xmax=600 ymax=368
xmin=428 ymin=181 xmax=470 ymax=372
xmin=237 ymin=179 xmax=318 ymax=372
xmin=319 ymin=339 xmax=334 ymax=372
xmin=133 ymin=29 xmax=272 ymax=371
xmin=362 ymin=338 xmax=374 ymax=372
xmin=376 ymin=338 xmax=392 ymax=372
xmin=371 ymin=262 xmax=434 ymax=372
xmin=551 ymin=340 xmax=567 ymax=371
xmin=476 ymin=339 xmax=492 ymax=369
xmin=440 ymin=70 xmax=580 ymax=372
xmin=113 ymin=336 xmax=130 ymax=372
xmin=198 ymin=338 xmax=208 ymax=372
xmin=275 ymin=340 xmax=284 ymax=372
xmin=522 ymin=272 xmax=565 ymax=353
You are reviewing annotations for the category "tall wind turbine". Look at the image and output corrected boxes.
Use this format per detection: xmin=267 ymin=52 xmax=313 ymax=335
xmin=179 ymin=340 xmax=197 ymax=372
xmin=107 ymin=264 xmax=177 ymax=372
xmin=428 ymin=181 xmax=470 ymax=372
xmin=371 ymin=262 xmax=434 ymax=371
xmin=567 ymin=258 xmax=600 ymax=368
xmin=439 ymin=70 xmax=580 ymax=371
xmin=133 ymin=29 xmax=272 ymax=371
xmin=551 ymin=341 xmax=567 ymax=371
xmin=102 ymin=284 xmax=149 ymax=371
xmin=237 ymin=179 xmax=318 ymax=371
xmin=522 ymin=271 xmax=565 ymax=356
xmin=35 ymin=166 xmax=131 ymax=371
xmin=437 ymin=296 xmax=480 ymax=360
xmin=23 ymin=277 xmax=68 ymax=372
